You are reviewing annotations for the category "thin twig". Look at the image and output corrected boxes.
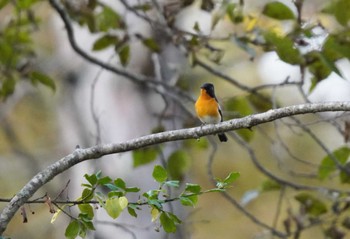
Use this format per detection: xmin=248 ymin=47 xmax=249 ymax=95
xmin=231 ymin=131 xmax=338 ymax=192
xmin=272 ymin=186 xmax=286 ymax=235
xmin=291 ymin=116 xmax=350 ymax=175
xmin=48 ymin=0 xmax=192 ymax=103
xmin=89 ymin=55 xmax=115 ymax=145
xmin=206 ymin=133 xmax=286 ymax=237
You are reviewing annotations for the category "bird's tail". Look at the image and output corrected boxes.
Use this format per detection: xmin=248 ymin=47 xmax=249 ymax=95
xmin=218 ymin=133 xmax=228 ymax=142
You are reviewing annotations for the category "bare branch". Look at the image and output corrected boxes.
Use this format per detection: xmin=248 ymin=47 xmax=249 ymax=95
xmin=48 ymin=0 xmax=149 ymax=84
xmin=1 ymin=101 xmax=350 ymax=234
xmin=48 ymin=0 xmax=192 ymax=103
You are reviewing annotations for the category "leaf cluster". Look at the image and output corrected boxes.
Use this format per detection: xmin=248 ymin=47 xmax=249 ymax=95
xmin=0 ymin=0 xmax=55 ymax=100
xmin=57 ymin=167 xmax=240 ymax=238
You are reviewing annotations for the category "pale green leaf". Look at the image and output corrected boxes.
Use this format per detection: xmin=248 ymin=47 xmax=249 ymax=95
xmin=152 ymin=165 xmax=168 ymax=183
xmin=30 ymin=71 xmax=56 ymax=92
xmin=65 ymin=220 xmax=80 ymax=239
xmin=318 ymin=146 xmax=350 ymax=180
xmin=132 ymin=147 xmax=158 ymax=167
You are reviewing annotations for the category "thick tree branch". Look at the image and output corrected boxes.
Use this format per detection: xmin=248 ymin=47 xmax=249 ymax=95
xmin=1 ymin=101 xmax=350 ymax=234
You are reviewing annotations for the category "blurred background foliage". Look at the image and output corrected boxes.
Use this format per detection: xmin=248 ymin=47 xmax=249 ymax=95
xmin=2 ymin=0 xmax=350 ymax=238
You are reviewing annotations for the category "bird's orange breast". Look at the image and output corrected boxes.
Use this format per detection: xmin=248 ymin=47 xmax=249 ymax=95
xmin=195 ymin=90 xmax=220 ymax=123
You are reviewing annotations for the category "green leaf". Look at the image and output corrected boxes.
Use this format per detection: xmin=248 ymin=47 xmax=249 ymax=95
xmin=17 ymin=0 xmax=38 ymax=9
xmin=168 ymin=212 xmax=181 ymax=223
xmin=323 ymin=34 xmax=350 ymax=60
xmin=117 ymin=44 xmax=130 ymax=67
xmin=79 ymin=216 xmax=95 ymax=231
xmin=223 ymin=172 xmax=240 ymax=184
xmin=0 ymin=0 xmax=9 ymax=10
xmin=151 ymin=125 xmax=165 ymax=134
xmin=105 ymin=183 xmax=119 ymax=191
xmin=164 ymin=180 xmax=180 ymax=188
xmin=97 ymin=176 xmax=112 ymax=185
xmin=95 ymin=6 xmax=123 ymax=31
xmin=104 ymin=197 xmax=128 ymax=219
xmin=105 ymin=198 xmax=121 ymax=219
xmin=78 ymin=204 xmax=94 ymax=219
xmin=148 ymin=199 xmax=163 ymax=209
xmin=180 ymin=195 xmax=198 ymax=207
xmin=262 ymin=1 xmax=295 ymax=20
xmin=114 ymin=178 xmax=126 ymax=190
xmin=193 ymin=22 xmax=201 ymax=32
xmin=223 ymin=96 xmax=255 ymax=142
xmin=0 ymin=40 xmax=13 ymax=65
xmin=224 ymin=2 xmax=243 ymax=24
xmin=184 ymin=138 xmax=209 ymax=149
xmin=81 ymin=188 xmax=94 ymax=201
xmin=87 ymin=0 xmax=97 ymax=10
xmin=1 ymin=77 xmax=16 ymax=98
xmin=237 ymin=129 xmax=255 ymax=142
xmin=143 ymin=189 xmax=160 ymax=200
xmin=307 ymin=77 xmax=317 ymax=93
xmin=132 ymin=147 xmax=158 ymax=167
xmin=184 ymin=183 xmax=201 ymax=194
xmin=84 ymin=173 xmax=97 ymax=186
xmin=167 ymin=150 xmax=191 ymax=180
xmin=92 ymin=35 xmax=119 ymax=51
xmin=226 ymin=3 xmax=237 ymax=23
xmin=152 ymin=165 xmax=168 ymax=183
xmin=78 ymin=226 xmax=87 ymax=238
xmin=323 ymin=0 xmax=350 ymax=26
xmin=65 ymin=220 xmax=80 ymax=239
xmin=260 ymin=179 xmax=281 ymax=192
xmin=306 ymin=51 xmax=334 ymax=85
xmin=206 ymin=188 xmax=225 ymax=193
xmin=224 ymin=96 xmax=253 ymax=117
xmin=160 ymin=212 xmax=178 ymax=233
xmin=95 ymin=192 xmax=105 ymax=206
xmin=264 ymin=31 xmax=303 ymax=65
xmin=82 ymin=13 xmax=96 ymax=32
xmin=95 ymin=171 xmax=102 ymax=178
xmin=248 ymin=93 xmax=273 ymax=112
xmin=318 ymin=146 xmax=350 ymax=180
xmin=295 ymin=193 xmax=328 ymax=217
xmin=216 ymin=172 xmax=240 ymax=189
xmin=189 ymin=36 xmax=199 ymax=47
xmin=29 ymin=71 xmax=56 ymax=92
xmin=127 ymin=205 xmax=138 ymax=218
xmin=340 ymin=162 xmax=350 ymax=183
xmin=142 ymin=38 xmax=161 ymax=52
xmin=318 ymin=52 xmax=343 ymax=78
xmin=125 ymin=186 xmax=140 ymax=193
xmin=107 ymin=191 xmax=123 ymax=198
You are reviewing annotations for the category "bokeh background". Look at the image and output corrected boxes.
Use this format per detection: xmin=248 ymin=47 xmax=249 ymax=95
xmin=1 ymin=0 xmax=349 ymax=238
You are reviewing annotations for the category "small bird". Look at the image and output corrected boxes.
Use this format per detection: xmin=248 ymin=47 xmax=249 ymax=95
xmin=195 ymin=83 xmax=228 ymax=142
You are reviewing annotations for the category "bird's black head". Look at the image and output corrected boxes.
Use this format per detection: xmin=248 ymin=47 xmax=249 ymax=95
xmin=201 ymin=83 xmax=216 ymax=98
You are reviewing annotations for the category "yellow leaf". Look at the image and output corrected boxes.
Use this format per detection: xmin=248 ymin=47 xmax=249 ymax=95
xmin=119 ymin=196 xmax=128 ymax=210
xmin=105 ymin=197 xmax=128 ymax=219
xmin=51 ymin=205 xmax=67 ymax=224
xmin=151 ymin=207 xmax=160 ymax=222
xmin=245 ymin=16 xmax=257 ymax=32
